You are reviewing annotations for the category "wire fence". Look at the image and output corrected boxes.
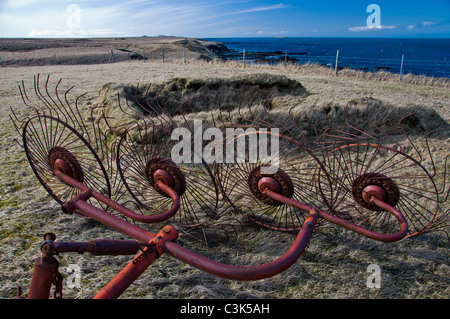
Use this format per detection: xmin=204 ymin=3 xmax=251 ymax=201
xmin=238 ymin=49 xmax=450 ymax=79
xmin=296 ymin=54 xmax=450 ymax=79
xmin=1 ymin=46 xmax=449 ymax=79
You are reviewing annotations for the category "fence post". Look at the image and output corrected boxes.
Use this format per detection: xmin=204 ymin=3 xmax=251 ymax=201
xmin=162 ymin=49 xmax=165 ymax=63
xmin=183 ymin=48 xmax=186 ymax=63
xmin=285 ymin=49 xmax=287 ymax=66
xmin=399 ymin=54 xmax=404 ymax=81
xmin=335 ymin=50 xmax=339 ymax=75
xmin=243 ymin=49 xmax=246 ymax=68
xmin=108 ymin=49 xmax=114 ymax=64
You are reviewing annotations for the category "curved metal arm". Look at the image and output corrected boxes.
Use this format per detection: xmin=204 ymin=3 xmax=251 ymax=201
xmin=163 ymin=209 xmax=319 ymax=281
xmin=54 ymin=182 xmax=320 ymax=282
xmin=55 ymin=170 xmax=180 ymax=223
xmin=264 ymin=189 xmax=408 ymax=242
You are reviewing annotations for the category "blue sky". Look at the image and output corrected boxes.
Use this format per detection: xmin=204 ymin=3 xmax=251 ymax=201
xmin=0 ymin=0 xmax=449 ymax=38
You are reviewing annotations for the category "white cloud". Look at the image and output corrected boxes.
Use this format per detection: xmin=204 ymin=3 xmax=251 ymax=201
xmin=0 ymin=1 xmax=127 ymax=37
xmin=348 ymin=25 xmax=398 ymax=31
xmin=403 ymin=21 xmax=439 ymax=31
xmin=248 ymin=29 xmax=293 ymax=36
xmin=27 ymin=28 xmax=122 ymax=38
xmin=236 ymin=3 xmax=289 ymax=14
xmin=0 ymin=0 xmax=38 ymax=9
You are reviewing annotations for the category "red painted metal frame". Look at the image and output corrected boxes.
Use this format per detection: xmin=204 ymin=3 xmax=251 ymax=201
xmin=93 ymin=225 xmax=179 ymax=299
xmin=56 ymin=171 xmax=180 ymax=224
xmin=263 ymin=189 xmax=408 ymax=243
xmin=55 ymin=171 xmax=319 ymax=283
xmin=27 ymin=168 xmax=408 ymax=298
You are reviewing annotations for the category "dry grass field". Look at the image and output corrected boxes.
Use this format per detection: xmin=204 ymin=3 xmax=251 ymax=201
xmin=0 ymin=38 xmax=449 ymax=300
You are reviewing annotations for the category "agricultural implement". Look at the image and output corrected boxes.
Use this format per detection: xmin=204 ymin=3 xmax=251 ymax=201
xmin=9 ymin=75 xmax=449 ymax=299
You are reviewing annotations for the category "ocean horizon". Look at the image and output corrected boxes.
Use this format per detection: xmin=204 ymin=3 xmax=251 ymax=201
xmin=205 ymin=37 xmax=450 ymax=78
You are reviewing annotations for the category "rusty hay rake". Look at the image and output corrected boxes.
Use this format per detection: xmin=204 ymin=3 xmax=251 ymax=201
xmin=8 ymin=75 xmax=449 ymax=299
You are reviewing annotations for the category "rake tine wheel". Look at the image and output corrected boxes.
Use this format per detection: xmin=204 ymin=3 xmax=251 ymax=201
xmin=22 ymin=115 xmax=111 ymax=205
xmin=215 ymin=129 xmax=330 ymax=231
xmin=317 ymin=143 xmax=439 ymax=237
xmin=312 ymin=105 xmax=449 ymax=238
xmin=11 ymin=75 xmax=112 ymax=211
xmin=211 ymin=95 xmax=327 ymax=231
xmin=114 ymin=84 xmax=220 ymax=228
xmin=116 ymin=122 xmax=219 ymax=227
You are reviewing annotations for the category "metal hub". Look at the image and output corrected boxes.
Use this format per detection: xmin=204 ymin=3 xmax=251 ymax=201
xmin=248 ymin=166 xmax=294 ymax=206
xmin=351 ymin=172 xmax=400 ymax=211
xmin=48 ymin=146 xmax=84 ymax=183
xmin=146 ymin=157 xmax=186 ymax=197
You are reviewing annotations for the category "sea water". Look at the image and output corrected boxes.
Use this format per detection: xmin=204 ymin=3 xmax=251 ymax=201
xmin=205 ymin=37 xmax=450 ymax=78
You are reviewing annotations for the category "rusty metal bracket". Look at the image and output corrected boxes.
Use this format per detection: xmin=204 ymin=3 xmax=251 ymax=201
xmin=133 ymin=225 xmax=178 ymax=264
xmin=94 ymin=225 xmax=178 ymax=299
